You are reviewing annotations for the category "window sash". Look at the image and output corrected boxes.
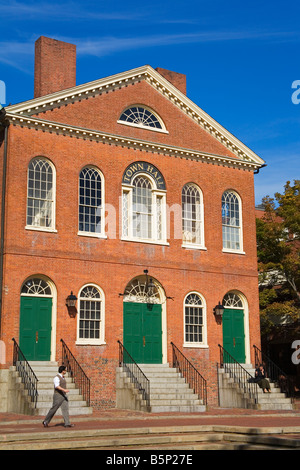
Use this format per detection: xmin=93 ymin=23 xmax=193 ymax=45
xmin=26 ymin=159 xmax=54 ymax=229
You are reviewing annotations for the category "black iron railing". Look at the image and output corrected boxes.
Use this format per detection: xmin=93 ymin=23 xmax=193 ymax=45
xmin=218 ymin=344 xmax=259 ymax=405
xmin=117 ymin=340 xmax=150 ymax=408
xmin=12 ymin=338 xmax=39 ymax=408
xmin=253 ymin=345 xmax=295 ymax=400
xmin=60 ymin=339 xmax=91 ymax=407
xmin=171 ymin=342 xmax=207 ymax=405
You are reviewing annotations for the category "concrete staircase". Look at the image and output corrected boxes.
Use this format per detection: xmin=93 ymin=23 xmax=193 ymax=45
xmin=117 ymin=363 xmax=206 ymax=413
xmin=28 ymin=361 xmax=92 ymax=416
xmin=218 ymin=364 xmax=294 ymax=410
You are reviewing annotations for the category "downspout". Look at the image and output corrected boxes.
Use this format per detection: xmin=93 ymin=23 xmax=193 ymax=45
xmin=254 ymin=163 xmax=267 ymax=174
xmin=0 ymin=106 xmax=9 ymax=336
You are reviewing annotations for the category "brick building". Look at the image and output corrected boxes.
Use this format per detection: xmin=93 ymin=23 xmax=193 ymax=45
xmin=0 ymin=37 xmax=265 ymax=409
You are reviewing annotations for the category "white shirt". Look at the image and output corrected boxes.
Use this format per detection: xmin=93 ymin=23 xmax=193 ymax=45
xmin=54 ymin=373 xmax=63 ymax=389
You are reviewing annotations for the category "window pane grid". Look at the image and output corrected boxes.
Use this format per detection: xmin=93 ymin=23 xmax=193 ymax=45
xmin=222 ymin=191 xmax=241 ymax=250
xmin=132 ymin=176 xmax=152 ymax=239
xmin=182 ymin=184 xmax=202 ymax=244
xmin=27 ymin=158 xmax=53 ymax=228
xmin=79 ymin=286 xmax=102 ymax=340
xmin=184 ymin=294 xmax=204 ymax=344
xmin=120 ymin=106 xmax=162 ymax=129
xmin=79 ymin=167 xmax=102 ymax=234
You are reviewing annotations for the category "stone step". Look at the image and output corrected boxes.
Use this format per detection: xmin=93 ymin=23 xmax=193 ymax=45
xmin=219 ymin=364 xmax=294 ymax=411
xmin=36 ymin=405 xmax=93 ymax=416
xmin=150 ymin=391 xmax=195 ymax=399
xmin=119 ymin=363 xmax=207 ymax=412
xmin=150 ymin=404 xmax=206 ymax=412
xmin=22 ymin=361 xmax=93 ymax=416
xmin=1 ymin=424 xmax=300 ymax=451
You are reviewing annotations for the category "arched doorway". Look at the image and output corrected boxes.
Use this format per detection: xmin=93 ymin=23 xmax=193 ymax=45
xmin=222 ymin=292 xmax=246 ymax=363
xmin=123 ymin=275 xmax=165 ymax=364
xmin=19 ymin=277 xmax=54 ymax=361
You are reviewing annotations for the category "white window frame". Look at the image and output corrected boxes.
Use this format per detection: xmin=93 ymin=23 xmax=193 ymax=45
xmin=77 ymin=166 xmax=106 ymax=239
xmin=117 ymin=104 xmax=168 ymax=134
xmin=25 ymin=157 xmax=57 ymax=233
xmin=183 ymin=292 xmax=208 ymax=348
xmin=222 ymin=190 xmax=244 ymax=254
xmin=181 ymin=183 xmax=206 ymax=250
xmin=121 ymin=173 xmax=168 ymax=245
xmin=76 ymin=283 xmax=105 ymax=346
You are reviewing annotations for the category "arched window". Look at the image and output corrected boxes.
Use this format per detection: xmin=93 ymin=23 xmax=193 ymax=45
xmin=184 ymin=293 xmax=207 ymax=347
xmin=77 ymin=284 xmax=105 ymax=345
xmin=182 ymin=183 xmax=204 ymax=248
xmin=223 ymin=292 xmax=244 ymax=309
xmin=26 ymin=157 xmax=55 ymax=230
xmin=21 ymin=277 xmax=52 ymax=296
xmin=222 ymin=190 xmax=243 ymax=252
xmin=132 ymin=176 xmax=153 ymax=239
xmin=118 ymin=105 xmax=167 ymax=133
xmin=122 ymin=164 xmax=167 ymax=244
xmin=78 ymin=166 xmax=105 ymax=237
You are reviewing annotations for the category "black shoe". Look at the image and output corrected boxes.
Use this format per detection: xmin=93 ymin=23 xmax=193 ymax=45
xmin=64 ymin=424 xmax=75 ymax=427
xmin=42 ymin=421 xmax=48 ymax=427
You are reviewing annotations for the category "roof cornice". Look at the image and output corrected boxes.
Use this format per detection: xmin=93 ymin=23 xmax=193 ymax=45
xmin=5 ymin=65 xmax=265 ymax=167
xmin=6 ymin=111 xmax=261 ymax=171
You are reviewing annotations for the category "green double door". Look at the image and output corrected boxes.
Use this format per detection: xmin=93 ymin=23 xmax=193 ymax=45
xmin=123 ymin=302 xmax=162 ymax=364
xmin=222 ymin=308 xmax=245 ymax=363
xmin=19 ymin=296 xmax=52 ymax=361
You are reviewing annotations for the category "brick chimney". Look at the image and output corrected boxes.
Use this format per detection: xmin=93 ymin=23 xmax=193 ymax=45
xmin=155 ymin=67 xmax=186 ymax=95
xmin=34 ymin=36 xmax=76 ymax=98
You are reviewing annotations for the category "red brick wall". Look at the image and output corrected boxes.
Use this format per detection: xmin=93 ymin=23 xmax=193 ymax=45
xmin=35 ymin=80 xmax=239 ymax=161
xmin=0 ymin=121 xmax=261 ymax=408
xmin=34 ymin=36 xmax=76 ymax=98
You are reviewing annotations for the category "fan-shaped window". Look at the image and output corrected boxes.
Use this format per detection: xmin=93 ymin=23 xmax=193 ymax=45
xmin=223 ymin=292 xmax=243 ymax=309
xmin=123 ymin=276 xmax=161 ymax=304
xmin=118 ymin=106 xmax=167 ymax=132
xmin=21 ymin=278 xmax=52 ymax=296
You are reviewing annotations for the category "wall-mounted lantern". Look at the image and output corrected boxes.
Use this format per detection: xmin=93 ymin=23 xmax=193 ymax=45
xmin=213 ymin=301 xmax=224 ymax=323
xmin=66 ymin=291 xmax=77 ymax=318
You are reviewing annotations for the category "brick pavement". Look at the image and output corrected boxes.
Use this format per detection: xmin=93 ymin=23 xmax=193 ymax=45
xmin=1 ymin=407 xmax=300 ymax=435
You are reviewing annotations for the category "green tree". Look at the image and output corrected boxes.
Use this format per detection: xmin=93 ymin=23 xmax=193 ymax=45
xmin=257 ymin=180 xmax=300 ymax=334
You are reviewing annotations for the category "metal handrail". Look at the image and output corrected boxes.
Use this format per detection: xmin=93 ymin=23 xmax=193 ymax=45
xmin=171 ymin=342 xmax=207 ymax=405
xmin=117 ymin=340 xmax=150 ymax=408
xmin=60 ymin=339 xmax=91 ymax=407
xmin=253 ymin=345 xmax=295 ymax=400
xmin=218 ymin=344 xmax=259 ymax=405
xmin=12 ymin=338 xmax=39 ymax=408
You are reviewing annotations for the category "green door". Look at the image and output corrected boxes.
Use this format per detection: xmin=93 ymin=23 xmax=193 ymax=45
xmin=19 ymin=296 xmax=52 ymax=361
xmin=222 ymin=308 xmax=245 ymax=363
xmin=123 ymin=302 xmax=162 ymax=363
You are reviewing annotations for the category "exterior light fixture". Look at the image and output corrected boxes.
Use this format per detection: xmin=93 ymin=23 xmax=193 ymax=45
xmin=144 ymin=269 xmax=156 ymax=301
xmin=214 ymin=301 xmax=224 ymax=319
xmin=66 ymin=291 xmax=77 ymax=318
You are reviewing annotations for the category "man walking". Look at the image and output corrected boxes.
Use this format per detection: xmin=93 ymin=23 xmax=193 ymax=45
xmin=42 ymin=365 xmax=74 ymax=428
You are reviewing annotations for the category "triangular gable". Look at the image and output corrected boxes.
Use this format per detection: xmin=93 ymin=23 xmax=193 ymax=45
xmin=5 ymin=65 xmax=265 ymax=168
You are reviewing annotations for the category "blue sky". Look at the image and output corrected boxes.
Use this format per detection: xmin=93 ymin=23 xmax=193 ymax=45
xmin=0 ymin=0 xmax=299 ymax=204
